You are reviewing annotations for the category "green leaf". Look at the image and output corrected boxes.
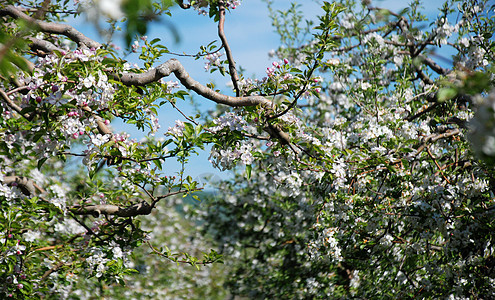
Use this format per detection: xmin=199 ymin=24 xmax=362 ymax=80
xmin=37 ymin=157 xmax=48 ymax=170
xmin=437 ymin=87 xmax=457 ymax=102
xmin=245 ymin=164 xmax=252 ymax=179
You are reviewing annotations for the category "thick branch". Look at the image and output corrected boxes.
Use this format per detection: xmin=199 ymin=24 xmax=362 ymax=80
xmin=28 ymin=36 xmax=64 ymax=54
xmin=118 ymin=58 xmax=271 ymax=107
xmin=418 ymin=54 xmax=449 ymax=75
xmin=0 ymin=5 xmax=101 ymax=49
xmin=1 ymin=175 xmax=45 ymax=195
xmin=414 ymin=65 xmax=434 ymax=85
xmin=70 ymin=201 xmax=153 ymax=217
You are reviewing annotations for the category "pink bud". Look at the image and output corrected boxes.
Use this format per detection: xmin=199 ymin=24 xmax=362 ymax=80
xmin=51 ymin=85 xmax=59 ymax=92
xmin=284 ymin=58 xmax=289 ymax=64
xmin=104 ymin=119 xmax=110 ymax=125
xmin=36 ymin=96 xmax=42 ymax=103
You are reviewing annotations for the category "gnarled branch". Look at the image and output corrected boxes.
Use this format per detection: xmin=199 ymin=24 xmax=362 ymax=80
xmin=1 ymin=175 xmax=46 ymax=195
xmin=118 ymin=58 xmax=271 ymax=107
xmin=0 ymin=5 xmax=101 ymax=49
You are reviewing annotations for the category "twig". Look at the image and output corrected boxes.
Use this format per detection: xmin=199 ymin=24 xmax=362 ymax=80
xmin=426 ymin=146 xmax=451 ymax=184
xmin=63 ymin=151 xmax=173 ymax=164
xmin=155 ymin=187 xmax=204 ymax=201
xmin=40 ymin=261 xmax=65 ymax=281
xmin=167 ymin=44 xmax=224 ymax=58
xmin=405 ymin=102 xmax=438 ymax=121
xmin=145 ymin=240 xmax=217 ymax=266
xmin=0 ymin=88 xmax=32 ymax=120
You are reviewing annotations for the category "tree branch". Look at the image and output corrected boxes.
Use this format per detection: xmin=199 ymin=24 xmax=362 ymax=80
xmin=28 ymin=36 xmax=64 ymax=54
xmin=81 ymin=106 xmax=113 ymax=135
xmin=418 ymin=54 xmax=449 ymax=75
xmin=118 ymin=58 xmax=271 ymax=107
xmin=410 ymin=128 xmax=461 ymax=158
xmin=70 ymin=201 xmax=153 ymax=217
xmin=218 ymin=2 xmax=240 ymax=96
xmin=0 ymin=5 xmax=101 ymax=49
xmin=0 ymin=87 xmax=32 ymax=120
xmin=1 ymin=175 xmax=46 ymax=195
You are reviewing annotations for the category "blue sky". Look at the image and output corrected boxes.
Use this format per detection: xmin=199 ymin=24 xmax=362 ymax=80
xmin=70 ymin=0 xmax=451 ymax=181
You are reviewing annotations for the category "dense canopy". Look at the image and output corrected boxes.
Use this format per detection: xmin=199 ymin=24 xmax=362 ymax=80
xmin=0 ymin=0 xmax=494 ymax=298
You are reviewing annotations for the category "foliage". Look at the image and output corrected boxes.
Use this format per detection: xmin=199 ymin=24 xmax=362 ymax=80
xmin=0 ymin=0 xmax=494 ymax=298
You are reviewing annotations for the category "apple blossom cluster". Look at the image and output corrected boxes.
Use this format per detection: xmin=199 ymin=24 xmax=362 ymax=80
xmin=83 ymin=131 xmax=142 ymax=176
xmin=192 ymin=0 xmax=241 ymax=15
xmin=339 ymin=13 xmax=356 ymax=29
xmin=209 ymin=141 xmax=255 ymax=170
xmin=237 ymin=77 xmax=263 ymax=94
xmin=0 ymin=178 xmax=24 ymax=203
xmin=274 ymin=171 xmax=303 ymax=196
xmin=203 ymin=52 xmax=224 ymax=71
xmin=167 ymin=120 xmax=186 ymax=137
xmin=76 ymin=0 xmax=124 ymax=20
xmin=208 ymin=111 xmax=250 ymax=133
xmin=16 ymin=47 xmax=116 ymax=151
xmin=159 ymin=79 xmax=181 ymax=94
xmin=307 ymin=226 xmax=342 ymax=262
xmin=263 ymin=60 xmax=294 ymax=84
